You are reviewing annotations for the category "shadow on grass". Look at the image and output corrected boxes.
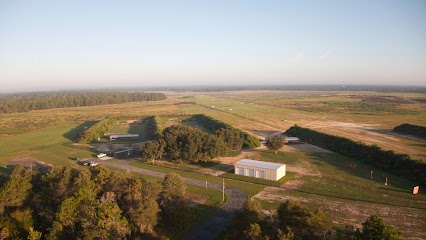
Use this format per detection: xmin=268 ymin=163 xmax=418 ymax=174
xmin=252 ymin=130 xmax=282 ymax=138
xmin=63 ymin=121 xmax=97 ymax=141
xmin=306 ymin=152 xmax=416 ymax=191
xmin=378 ymin=186 xmax=412 ymax=194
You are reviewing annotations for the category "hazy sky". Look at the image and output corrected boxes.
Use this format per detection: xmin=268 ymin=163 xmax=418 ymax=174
xmin=0 ymin=0 xmax=425 ymax=92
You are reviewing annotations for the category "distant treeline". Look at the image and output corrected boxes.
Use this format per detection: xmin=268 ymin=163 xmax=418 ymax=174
xmin=0 ymin=92 xmax=166 ymax=113
xmin=393 ymin=124 xmax=426 ymax=138
xmin=286 ymin=126 xmax=426 ymax=186
xmin=77 ymin=117 xmax=116 ymax=143
xmin=125 ymin=85 xmax=426 ymax=93
xmin=190 ymin=114 xmax=261 ymax=148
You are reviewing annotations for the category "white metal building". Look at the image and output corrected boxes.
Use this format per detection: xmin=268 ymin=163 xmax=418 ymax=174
xmin=285 ymin=137 xmax=300 ymax=142
xmin=234 ymin=159 xmax=286 ymax=181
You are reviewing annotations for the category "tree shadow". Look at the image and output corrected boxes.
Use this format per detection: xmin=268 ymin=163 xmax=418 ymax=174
xmin=252 ymin=130 xmax=283 ymax=138
xmin=63 ymin=121 xmax=97 ymax=141
xmin=127 ymin=117 xmax=156 ymax=142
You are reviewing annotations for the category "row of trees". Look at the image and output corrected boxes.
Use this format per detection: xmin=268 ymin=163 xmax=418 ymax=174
xmin=286 ymin=126 xmax=426 ymax=186
xmin=141 ymin=125 xmax=244 ymax=163
xmin=0 ymin=92 xmax=167 ymax=114
xmin=225 ymin=199 xmax=402 ymax=240
xmin=393 ymin=123 xmax=426 ymax=138
xmin=0 ymin=165 xmax=188 ymax=239
xmin=190 ymin=114 xmax=261 ymax=148
xmin=77 ymin=116 xmax=116 ymax=143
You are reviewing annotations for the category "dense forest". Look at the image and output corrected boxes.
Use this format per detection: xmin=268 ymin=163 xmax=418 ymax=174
xmin=0 ymin=165 xmax=189 ymax=239
xmin=141 ymin=125 xmax=244 ymax=163
xmin=286 ymin=126 xmax=426 ymax=186
xmin=393 ymin=124 xmax=426 ymax=138
xmin=0 ymin=92 xmax=166 ymax=114
xmin=224 ymin=199 xmax=402 ymax=240
xmin=76 ymin=117 xmax=116 ymax=143
xmin=190 ymin=114 xmax=261 ymax=148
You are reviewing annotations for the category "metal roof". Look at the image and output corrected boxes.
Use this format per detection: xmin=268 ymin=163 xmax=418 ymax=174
xmin=110 ymin=134 xmax=139 ymax=138
xmin=235 ymin=159 xmax=285 ymax=170
xmin=114 ymin=149 xmax=134 ymax=153
xmin=285 ymin=137 xmax=299 ymax=141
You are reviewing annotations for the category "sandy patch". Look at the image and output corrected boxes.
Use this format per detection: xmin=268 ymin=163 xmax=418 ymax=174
xmin=281 ymin=179 xmax=305 ymax=189
xmin=185 ymin=191 xmax=209 ymax=207
xmin=3 ymin=156 xmax=53 ymax=169
xmin=252 ymin=186 xmax=310 ymax=203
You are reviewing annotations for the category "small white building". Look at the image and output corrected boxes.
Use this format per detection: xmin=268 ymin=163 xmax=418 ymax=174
xmin=285 ymin=137 xmax=300 ymax=143
xmin=234 ymin=159 xmax=286 ymax=181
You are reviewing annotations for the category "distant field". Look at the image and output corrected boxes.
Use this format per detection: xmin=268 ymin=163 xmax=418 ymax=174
xmin=174 ymin=91 xmax=426 ymax=160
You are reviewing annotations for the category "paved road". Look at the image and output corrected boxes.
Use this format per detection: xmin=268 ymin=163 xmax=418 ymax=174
xmin=101 ymin=159 xmax=247 ymax=240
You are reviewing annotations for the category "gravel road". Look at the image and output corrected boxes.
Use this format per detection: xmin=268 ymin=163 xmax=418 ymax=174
xmin=101 ymin=159 xmax=247 ymax=240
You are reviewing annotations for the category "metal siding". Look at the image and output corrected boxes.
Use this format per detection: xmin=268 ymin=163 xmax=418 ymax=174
xmin=235 ymin=163 xmax=286 ymax=181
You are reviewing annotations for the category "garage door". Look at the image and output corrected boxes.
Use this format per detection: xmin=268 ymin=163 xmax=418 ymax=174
xmin=236 ymin=167 xmax=244 ymax=175
xmin=248 ymin=169 xmax=254 ymax=177
xmin=257 ymin=170 xmax=264 ymax=179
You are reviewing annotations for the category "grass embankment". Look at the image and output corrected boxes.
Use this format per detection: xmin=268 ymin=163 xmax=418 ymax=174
xmin=130 ymin=161 xmax=265 ymax=198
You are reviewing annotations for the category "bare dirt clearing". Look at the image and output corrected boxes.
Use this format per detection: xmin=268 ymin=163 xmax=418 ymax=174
xmin=3 ymin=156 xmax=53 ymax=169
xmin=253 ymin=187 xmax=426 ymax=240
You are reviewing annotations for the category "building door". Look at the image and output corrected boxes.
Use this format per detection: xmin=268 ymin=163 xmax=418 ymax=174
xmin=257 ymin=170 xmax=264 ymax=179
xmin=236 ymin=167 xmax=244 ymax=175
xmin=248 ymin=169 xmax=254 ymax=177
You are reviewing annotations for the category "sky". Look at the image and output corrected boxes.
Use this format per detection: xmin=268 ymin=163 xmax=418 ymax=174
xmin=0 ymin=0 xmax=425 ymax=92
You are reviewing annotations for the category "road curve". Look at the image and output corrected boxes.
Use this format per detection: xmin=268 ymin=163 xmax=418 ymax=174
xmin=101 ymin=159 xmax=247 ymax=240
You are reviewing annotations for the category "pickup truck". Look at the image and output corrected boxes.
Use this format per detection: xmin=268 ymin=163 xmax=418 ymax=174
xmin=97 ymin=153 xmax=106 ymax=158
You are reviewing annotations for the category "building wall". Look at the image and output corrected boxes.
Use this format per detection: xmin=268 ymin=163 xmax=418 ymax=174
xmin=235 ymin=164 xmax=286 ymax=181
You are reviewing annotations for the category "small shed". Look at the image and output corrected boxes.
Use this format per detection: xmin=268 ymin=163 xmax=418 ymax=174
xmin=114 ymin=149 xmax=135 ymax=158
xmin=285 ymin=137 xmax=300 ymax=143
xmin=109 ymin=134 xmax=139 ymax=141
xmin=234 ymin=159 xmax=286 ymax=181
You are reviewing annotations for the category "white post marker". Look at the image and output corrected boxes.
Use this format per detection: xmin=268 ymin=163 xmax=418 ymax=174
xmin=205 ymin=181 xmax=208 ymax=189
xmin=385 ymin=177 xmax=388 ymax=186
xmin=222 ymin=178 xmax=225 ymax=203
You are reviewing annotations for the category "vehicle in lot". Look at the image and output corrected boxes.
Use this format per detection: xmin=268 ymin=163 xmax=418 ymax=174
xmin=83 ymin=161 xmax=98 ymax=166
xmin=97 ymin=153 xmax=107 ymax=158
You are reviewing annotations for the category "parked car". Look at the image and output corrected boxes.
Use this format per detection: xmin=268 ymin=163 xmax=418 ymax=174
xmin=89 ymin=161 xmax=98 ymax=166
xmin=83 ymin=161 xmax=98 ymax=166
xmin=97 ymin=153 xmax=106 ymax=158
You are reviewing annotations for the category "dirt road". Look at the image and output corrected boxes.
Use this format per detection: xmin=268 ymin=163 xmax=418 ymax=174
xmin=101 ymin=159 xmax=247 ymax=240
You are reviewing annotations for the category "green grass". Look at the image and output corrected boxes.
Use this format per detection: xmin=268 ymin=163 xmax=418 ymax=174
xmin=220 ymin=170 xmax=297 ymax=187
xmin=130 ymin=161 xmax=265 ymax=198
xmin=0 ymin=124 xmax=83 ymax=157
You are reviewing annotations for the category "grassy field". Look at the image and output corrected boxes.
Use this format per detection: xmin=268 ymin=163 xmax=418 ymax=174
xmin=174 ymin=92 xmax=426 ymax=160
xmin=0 ymin=90 xmax=425 ymax=238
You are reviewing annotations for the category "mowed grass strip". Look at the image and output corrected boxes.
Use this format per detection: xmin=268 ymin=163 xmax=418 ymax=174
xmin=0 ymin=124 xmax=82 ymax=156
xmin=257 ymin=151 xmax=426 ymax=209
xmin=220 ymin=170 xmax=297 ymax=187
xmin=130 ymin=161 xmax=265 ymax=198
